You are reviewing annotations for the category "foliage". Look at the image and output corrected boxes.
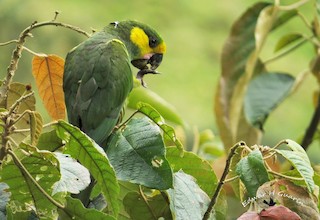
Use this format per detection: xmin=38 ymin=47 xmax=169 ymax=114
xmin=0 ymin=0 xmax=320 ymax=219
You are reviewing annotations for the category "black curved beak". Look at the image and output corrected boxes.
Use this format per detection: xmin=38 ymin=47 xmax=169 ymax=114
xmin=148 ymin=53 xmax=163 ymax=70
xmin=131 ymin=53 xmax=164 ymax=87
xmin=131 ymin=53 xmax=163 ymax=70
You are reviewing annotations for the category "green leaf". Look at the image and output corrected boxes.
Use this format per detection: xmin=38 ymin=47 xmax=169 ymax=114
xmin=274 ymin=33 xmax=303 ymax=52
xmin=29 ymin=111 xmax=43 ymax=146
xmin=6 ymin=83 xmax=36 ymax=143
xmin=215 ymin=2 xmax=270 ymax=148
xmin=55 ymin=120 xmax=120 ymax=216
xmin=58 ymin=196 xmax=115 ymax=220
xmin=255 ymin=5 xmax=277 ymax=51
xmin=0 ymin=183 xmax=10 ymax=219
xmin=123 ymin=191 xmax=172 ymax=220
xmin=166 ymin=171 xmax=210 ymax=220
xmin=275 ymin=139 xmax=315 ymax=192
xmin=36 ymin=129 xmax=63 ymax=151
xmin=52 ymin=153 xmax=90 ymax=195
xmin=118 ymin=181 xmax=139 ymax=220
xmin=244 ymin=73 xmax=295 ymax=129
xmin=236 ymin=149 xmax=269 ymax=197
xmin=166 ymin=147 xmax=217 ymax=197
xmin=137 ymin=102 xmax=184 ymax=155
xmin=1 ymin=144 xmax=60 ymax=219
xmin=272 ymin=10 xmax=298 ymax=30
xmin=128 ymin=87 xmax=184 ymax=126
xmin=107 ymin=117 xmax=173 ymax=190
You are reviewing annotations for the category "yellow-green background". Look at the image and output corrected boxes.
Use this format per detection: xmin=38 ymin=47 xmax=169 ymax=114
xmin=1 ymin=0 xmax=319 ymax=218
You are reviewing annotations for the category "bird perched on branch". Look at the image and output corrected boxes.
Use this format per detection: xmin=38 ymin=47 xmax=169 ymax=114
xmin=63 ymin=20 xmax=166 ymax=146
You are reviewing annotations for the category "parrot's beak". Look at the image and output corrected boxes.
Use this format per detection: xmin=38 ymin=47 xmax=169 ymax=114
xmin=131 ymin=53 xmax=163 ymax=70
xmin=132 ymin=53 xmax=163 ymax=87
xmin=148 ymin=53 xmax=163 ymax=70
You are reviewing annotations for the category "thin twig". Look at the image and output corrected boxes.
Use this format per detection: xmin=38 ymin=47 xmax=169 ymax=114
xmin=115 ymin=110 xmax=139 ymax=130
xmin=1 ymin=15 xmax=90 ymax=102
xmin=8 ymin=149 xmax=65 ymax=209
xmin=0 ymin=40 xmax=19 ymax=46
xmin=139 ymin=186 xmax=157 ymax=220
xmin=7 ymin=92 xmax=34 ymax=116
xmin=264 ymin=38 xmax=308 ymax=65
xmin=202 ymin=141 xmax=246 ymax=220
xmin=278 ymin=0 xmax=310 ymax=11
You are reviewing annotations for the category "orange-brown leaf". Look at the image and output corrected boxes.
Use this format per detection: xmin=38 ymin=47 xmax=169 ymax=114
xmin=32 ymin=55 xmax=66 ymax=120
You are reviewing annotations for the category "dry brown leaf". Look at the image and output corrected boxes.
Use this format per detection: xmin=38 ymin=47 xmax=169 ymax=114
xmin=32 ymin=55 xmax=66 ymax=120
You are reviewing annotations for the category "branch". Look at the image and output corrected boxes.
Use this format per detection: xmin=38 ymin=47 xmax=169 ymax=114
xmin=1 ymin=13 xmax=91 ymax=102
xmin=301 ymin=92 xmax=320 ymax=149
xmin=202 ymin=141 xmax=246 ymax=220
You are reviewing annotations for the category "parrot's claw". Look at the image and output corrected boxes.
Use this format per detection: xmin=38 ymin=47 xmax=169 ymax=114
xmin=136 ymin=69 xmax=160 ymax=88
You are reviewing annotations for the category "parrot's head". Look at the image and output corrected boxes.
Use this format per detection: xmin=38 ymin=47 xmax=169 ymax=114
xmin=107 ymin=21 xmax=166 ymax=85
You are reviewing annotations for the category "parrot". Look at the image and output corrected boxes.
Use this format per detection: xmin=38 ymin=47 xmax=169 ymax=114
xmin=63 ymin=20 xmax=166 ymax=147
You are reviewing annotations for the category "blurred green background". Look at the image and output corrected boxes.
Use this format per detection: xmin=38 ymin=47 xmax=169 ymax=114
xmin=1 ymin=0 xmax=319 ymax=217
xmin=1 ymin=0 xmax=319 ymax=153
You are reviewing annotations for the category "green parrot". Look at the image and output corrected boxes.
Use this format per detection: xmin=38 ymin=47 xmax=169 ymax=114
xmin=63 ymin=20 xmax=166 ymax=146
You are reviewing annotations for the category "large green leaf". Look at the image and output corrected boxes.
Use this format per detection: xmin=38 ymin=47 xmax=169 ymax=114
xmin=166 ymin=171 xmax=210 ymax=220
xmin=166 ymin=147 xmax=217 ymax=197
xmin=52 ymin=153 xmax=90 ymax=195
xmin=55 ymin=120 xmax=120 ymax=216
xmin=106 ymin=117 xmax=173 ymax=190
xmin=236 ymin=149 xmax=269 ymax=197
xmin=137 ymin=102 xmax=184 ymax=155
xmin=1 ymin=144 xmax=60 ymax=219
xmin=58 ymin=196 xmax=115 ymax=220
xmin=244 ymin=72 xmax=295 ymax=129
xmin=117 ymin=181 xmax=139 ymax=220
xmin=215 ymin=2 xmax=270 ymax=148
xmin=275 ymin=139 xmax=315 ymax=193
xmin=128 ymin=86 xmax=184 ymax=126
xmin=123 ymin=191 xmax=171 ymax=220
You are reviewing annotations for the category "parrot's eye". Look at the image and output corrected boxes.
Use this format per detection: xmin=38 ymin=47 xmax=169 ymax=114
xmin=149 ymin=37 xmax=157 ymax=48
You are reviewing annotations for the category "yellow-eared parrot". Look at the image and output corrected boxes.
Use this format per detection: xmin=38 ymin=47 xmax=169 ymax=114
xmin=63 ymin=20 xmax=166 ymax=146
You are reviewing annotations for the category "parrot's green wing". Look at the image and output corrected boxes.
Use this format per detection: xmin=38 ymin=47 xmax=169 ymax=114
xmin=63 ymin=33 xmax=133 ymax=146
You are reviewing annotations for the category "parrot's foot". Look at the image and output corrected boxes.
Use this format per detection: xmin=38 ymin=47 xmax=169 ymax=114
xmin=136 ymin=69 xmax=160 ymax=87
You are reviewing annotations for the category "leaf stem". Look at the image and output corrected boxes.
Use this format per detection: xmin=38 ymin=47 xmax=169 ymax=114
xmin=22 ymin=46 xmax=48 ymax=57
xmin=139 ymin=186 xmax=158 ymax=220
xmin=272 ymin=139 xmax=288 ymax=149
xmin=267 ymin=169 xmax=304 ymax=181
xmin=264 ymin=38 xmax=308 ymax=65
xmin=202 ymin=141 xmax=246 ymax=220
xmin=7 ymin=149 xmax=65 ymax=209
xmin=223 ymin=175 xmax=239 ymax=183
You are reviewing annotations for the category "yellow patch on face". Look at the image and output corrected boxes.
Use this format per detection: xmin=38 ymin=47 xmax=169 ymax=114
xmin=155 ymin=42 xmax=166 ymax=54
xmin=130 ymin=27 xmax=166 ymax=56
